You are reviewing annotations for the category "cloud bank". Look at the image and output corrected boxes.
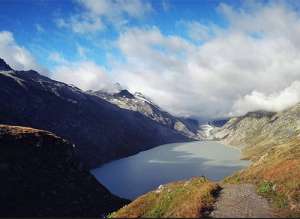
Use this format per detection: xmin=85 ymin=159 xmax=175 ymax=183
xmin=109 ymin=2 xmax=300 ymax=118
xmin=56 ymin=0 xmax=152 ymax=34
xmin=232 ymin=81 xmax=300 ymax=115
xmin=51 ymin=60 xmax=113 ymax=91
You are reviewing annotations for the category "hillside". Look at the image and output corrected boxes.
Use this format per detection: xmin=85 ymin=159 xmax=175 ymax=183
xmin=0 ymin=124 xmax=128 ymax=217
xmin=109 ymin=177 xmax=220 ymax=218
xmin=0 ymin=58 xmax=189 ymax=168
xmin=212 ymin=106 xmax=300 ymax=216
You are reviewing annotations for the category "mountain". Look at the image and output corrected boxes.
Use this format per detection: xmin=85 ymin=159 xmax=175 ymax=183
xmin=211 ymin=108 xmax=297 ymax=160
xmin=0 ymin=124 xmax=128 ymax=217
xmin=89 ymin=88 xmax=210 ymax=139
xmin=0 ymin=58 xmax=189 ymax=168
xmin=211 ymin=106 xmax=300 ymax=215
xmin=0 ymin=58 xmax=12 ymax=71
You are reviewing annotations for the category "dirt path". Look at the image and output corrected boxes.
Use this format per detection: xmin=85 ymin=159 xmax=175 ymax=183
xmin=209 ymin=184 xmax=274 ymax=218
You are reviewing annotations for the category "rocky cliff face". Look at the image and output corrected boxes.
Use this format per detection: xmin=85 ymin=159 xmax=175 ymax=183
xmin=0 ymin=125 xmax=128 ymax=217
xmin=0 ymin=58 xmax=189 ymax=168
xmin=90 ymin=89 xmax=207 ymax=140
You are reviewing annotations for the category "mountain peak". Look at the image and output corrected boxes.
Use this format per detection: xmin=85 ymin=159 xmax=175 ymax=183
xmin=113 ymin=89 xmax=135 ymax=99
xmin=0 ymin=58 xmax=13 ymax=71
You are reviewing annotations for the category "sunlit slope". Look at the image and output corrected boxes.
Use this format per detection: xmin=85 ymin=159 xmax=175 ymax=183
xmin=212 ymin=106 xmax=300 ymax=215
xmin=109 ymin=177 xmax=220 ymax=218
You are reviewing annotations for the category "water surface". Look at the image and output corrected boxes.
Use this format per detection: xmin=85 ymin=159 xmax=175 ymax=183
xmin=91 ymin=141 xmax=250 ymax=199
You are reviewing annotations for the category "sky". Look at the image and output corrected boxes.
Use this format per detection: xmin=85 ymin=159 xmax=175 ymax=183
xmin=1 ymin=0 xmax=300 ymax=119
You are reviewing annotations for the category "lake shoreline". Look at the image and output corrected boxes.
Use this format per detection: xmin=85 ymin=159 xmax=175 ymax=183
xmin=92 ymin=141 xmax=250 ymax=200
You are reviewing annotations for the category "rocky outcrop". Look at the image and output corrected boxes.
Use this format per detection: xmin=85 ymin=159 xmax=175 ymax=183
xmin=0 ymin=125 xmax=128 ymax=217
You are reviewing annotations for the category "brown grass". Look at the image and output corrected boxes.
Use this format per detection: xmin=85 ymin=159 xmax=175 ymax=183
xmin=0 ymin=124 xmax=58 ymax=138
xmin=109 ymin=177 xmax=220 ymax=218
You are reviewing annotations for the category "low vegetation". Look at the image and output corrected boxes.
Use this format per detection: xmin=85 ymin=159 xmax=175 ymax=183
xmin=109 ymin=177 xmax=220 ymax=218
xmin=224 ymin=137 xmax=300 ymax=217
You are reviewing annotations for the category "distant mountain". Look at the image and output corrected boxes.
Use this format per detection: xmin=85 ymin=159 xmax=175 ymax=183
xmin=208 ymin=118 xmax=229 ymax=127
xmin=0 ymin=58 xmax=189 ymax=168
xmin=0 ymin=124 xmax=128 ymax=217
xmin=89 ymin=88 xmax=210 ymax=139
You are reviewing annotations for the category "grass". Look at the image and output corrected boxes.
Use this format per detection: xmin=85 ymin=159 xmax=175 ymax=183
xmin=109 ymin=177 xmax=220 ymax=218
xmin=257 ymin=181 xmax=274 ymax=194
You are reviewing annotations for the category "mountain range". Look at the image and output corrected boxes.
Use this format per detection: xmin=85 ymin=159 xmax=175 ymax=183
xmin=1 ymin=56 xmax=299 ymax=216
xmin=88 ymin=87 xmax=211 ymax=140
xmin=0 ymin=58 xmax=193 ymax=169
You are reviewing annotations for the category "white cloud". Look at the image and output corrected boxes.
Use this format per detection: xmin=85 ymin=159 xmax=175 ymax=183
xmin=35 ymin=24 xmax=44 ymax=33
xmin=179 ymin=20 xmax=214 ymax=41
xmin=51 ymin=60 xmax=113 ymax=91
xmin=109 ymin=2 xmax=300 ymax=118
xmin=76 ymin=44 xmax=88 ymax=58
xmin=232 ymin=81 xmax=300 ymax=115
xmin=56 ymin=0 xmax=152 ymax=34
xmin=9 ymin=1 xmax=300 ymax=119
xmin=162 ymin=0 xmax=170 ymax=12
xmin=0 ymin=31 xmax=45 ymax=73
xmin=48 ymin=52 xmax=67 ymax=64
xmin=79 ymin=0 xmax=152 ymax=18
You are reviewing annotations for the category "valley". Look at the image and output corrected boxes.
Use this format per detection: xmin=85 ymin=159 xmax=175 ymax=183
xmin=0 ymin=57 xmax=299 ymax=218
xmin=3 ymin=1 xmax=300 ymax=217
xmin=110 ymin=107 xmax=300 ymax=217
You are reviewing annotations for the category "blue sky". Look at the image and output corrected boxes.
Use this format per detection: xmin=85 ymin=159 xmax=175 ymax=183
xmin=2 ymin=0 xmax=300 ymax=118
xmin=0 ymin=0 xmax=238 ymax=69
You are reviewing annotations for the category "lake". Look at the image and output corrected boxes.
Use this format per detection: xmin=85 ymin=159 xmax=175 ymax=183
xmin=91 ymin=141 xmax=250 ymax=200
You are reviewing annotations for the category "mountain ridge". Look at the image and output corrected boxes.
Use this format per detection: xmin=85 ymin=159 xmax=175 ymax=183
xmin=89 ymin=88 xmax=210 ymax=140
xmin=0 ymin=58 xmax=189 ymax=168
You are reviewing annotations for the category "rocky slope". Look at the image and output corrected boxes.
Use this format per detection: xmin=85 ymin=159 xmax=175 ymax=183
xmin=212 ymin=106 xmax=300 ymax=215
xmin=0 ymin=124 xmax=128 ymax=217
xmin=0 ymin=58 xmax=189 ymax=168
xmin=89 ymin=88 xmax=208 ymax=140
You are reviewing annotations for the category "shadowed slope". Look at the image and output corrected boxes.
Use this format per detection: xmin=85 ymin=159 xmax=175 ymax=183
xmin=0 ymin=125 xmax=128 ymax=217
xmin=0 ymin=58 xmax=189 ymax=168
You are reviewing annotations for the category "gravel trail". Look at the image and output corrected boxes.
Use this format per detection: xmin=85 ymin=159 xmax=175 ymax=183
xmin=210 ymin=184 xmax=274 ymax=218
